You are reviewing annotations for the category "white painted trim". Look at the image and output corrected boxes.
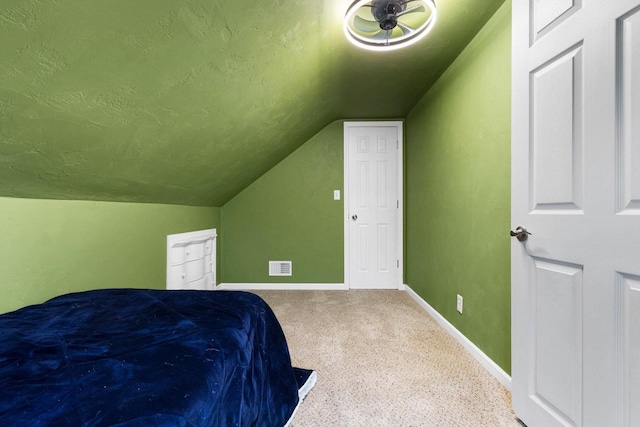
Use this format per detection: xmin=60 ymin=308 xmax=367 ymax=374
xmin=404 ymin=285 xmax=512 ymax=390
xmin=166 ymin=228 xmax=217 ymax=290
xmin=343 ymin=124 xmax=350 ymax=289
xmin=217 ymin=283 xmax=347 ymax=291
xmin=343 ymin=121 xmax=404 ymax=290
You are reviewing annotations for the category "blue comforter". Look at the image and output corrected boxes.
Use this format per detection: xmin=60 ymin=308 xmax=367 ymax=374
xmin=0 ymin=289 xmax=310 ymax=426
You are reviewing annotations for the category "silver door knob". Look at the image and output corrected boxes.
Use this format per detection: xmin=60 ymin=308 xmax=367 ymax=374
xmin=351 ymin=214 xmax=358 ymax=221
xmin=510 ymin=226 xmax=531 ymax=242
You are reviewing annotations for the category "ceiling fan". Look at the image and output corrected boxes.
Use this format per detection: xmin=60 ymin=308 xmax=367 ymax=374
xmin=343 ymin=0 xmax=438 ymax=51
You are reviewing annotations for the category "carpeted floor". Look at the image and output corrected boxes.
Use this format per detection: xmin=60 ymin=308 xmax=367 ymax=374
xmin=253 ymin=290 xmax=520 ymax=427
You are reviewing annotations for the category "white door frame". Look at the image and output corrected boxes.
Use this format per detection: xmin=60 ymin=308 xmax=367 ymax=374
xmin=343 ymin=121 xmax=404 ymax=290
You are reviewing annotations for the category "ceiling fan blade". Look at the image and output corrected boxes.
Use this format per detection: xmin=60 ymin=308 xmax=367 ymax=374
xmin=397 ymin=21 xmax=415 ymax=36
xmin=371 ymin=29 xmax=392 ymax=40
xmin=354 ymin=15 xmax=381 ymax=33
xmin=397 ymin=5 xmax=426 ymax=16
xmin=401 ymin=0 xmax=425 ymax=6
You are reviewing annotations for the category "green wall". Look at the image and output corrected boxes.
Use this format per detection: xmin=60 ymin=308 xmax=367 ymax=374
xmin=0 ymin=196 xmax=219 ymax=314
xmin=220 ymin=121 xmax=344 ymax=284
xmin=405 ymin=1 xmax=511 ymax=372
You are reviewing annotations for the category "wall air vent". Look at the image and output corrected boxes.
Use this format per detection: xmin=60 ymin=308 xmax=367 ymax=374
xmin=269 ymin=261 xmax=292 ymax=276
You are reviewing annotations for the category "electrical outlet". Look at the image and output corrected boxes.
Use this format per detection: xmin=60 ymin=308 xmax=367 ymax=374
xmin=457 ymin=294 xmax=463 ymax=314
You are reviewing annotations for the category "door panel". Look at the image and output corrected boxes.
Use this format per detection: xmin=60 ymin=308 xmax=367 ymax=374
xmin=345 ymin=123 xmax=401 ymax=289
xmin=618 ymin=273 xmax=640 ymax=426
xmin=358 ymin=224 xmax=368 ymax=271
xmin=618 ymin=7 xmax=640 ymax=213
xmin=377 ymin=224 xmax=389 ymax=272
xmin=530 ymin=44 xmax=583 ymax=211
xmin=532 ymin=0 xmax=580 ymax=40
xmin=531 ymin=259 xmax=583 ymax=426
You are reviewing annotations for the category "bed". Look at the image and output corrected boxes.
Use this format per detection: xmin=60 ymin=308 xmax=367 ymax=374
xmin=0 ymin=289 xmax=315 ymax=426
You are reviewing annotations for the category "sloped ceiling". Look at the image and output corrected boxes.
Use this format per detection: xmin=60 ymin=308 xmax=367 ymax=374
xmin=0 ymin=0 xmax=505 ymax=206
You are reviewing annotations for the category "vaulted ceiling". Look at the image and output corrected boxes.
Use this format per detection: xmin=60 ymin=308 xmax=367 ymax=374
xmin=0 ymin=0 xmax=505 ymax=206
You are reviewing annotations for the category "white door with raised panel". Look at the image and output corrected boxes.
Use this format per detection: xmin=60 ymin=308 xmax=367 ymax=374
xmin=512 ymin=1 xmax=640 ymax=426
xmin=344 ymin=122 xmax=402 ymax=290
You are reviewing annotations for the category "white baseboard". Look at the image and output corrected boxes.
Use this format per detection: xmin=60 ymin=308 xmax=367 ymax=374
xmin=404 ymin=285 xmax=512 ymax=391
xmin=217 ymin=283 xmax=347 ymax=291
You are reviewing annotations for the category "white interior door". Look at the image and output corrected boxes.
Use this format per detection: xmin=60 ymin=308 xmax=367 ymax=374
xmin=512 ymin=1 xmax=640 ymax=426
xmin=344 ymin=122 xmax=402 ymax=290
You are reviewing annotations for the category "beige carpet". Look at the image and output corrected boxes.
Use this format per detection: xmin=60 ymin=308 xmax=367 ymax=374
xmin=253 ymin=290 xmax=520 ymax=427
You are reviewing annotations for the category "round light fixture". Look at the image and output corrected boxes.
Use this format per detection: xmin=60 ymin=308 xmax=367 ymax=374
xmin=343 ymin=0 xmax=437 ymax=51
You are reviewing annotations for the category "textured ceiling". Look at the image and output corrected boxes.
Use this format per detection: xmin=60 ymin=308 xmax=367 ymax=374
xmin=0 ymin=0 xmax=505 ymax=206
